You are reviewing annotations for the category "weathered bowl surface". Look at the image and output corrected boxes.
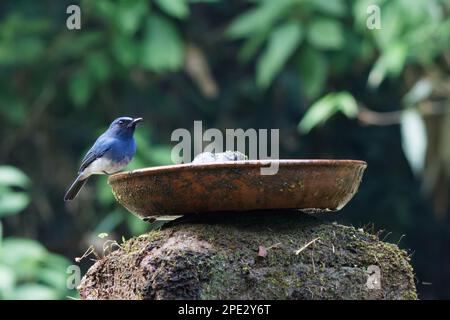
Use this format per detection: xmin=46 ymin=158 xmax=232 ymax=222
xmin=108 ymin=160 xmax=367 ymax=219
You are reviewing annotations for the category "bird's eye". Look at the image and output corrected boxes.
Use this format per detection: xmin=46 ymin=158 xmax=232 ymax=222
xmin=118 ymin=120 xmax=124 ymax=125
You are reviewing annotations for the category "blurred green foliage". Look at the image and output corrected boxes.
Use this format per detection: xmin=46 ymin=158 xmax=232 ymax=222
xmin=0 ymin=0 xmax=450 ymax=299
xmin=0 ymin=166 xmax=30 ymax=217
xmin=227 ymin=0 xmax=450 ymax=177
xmin=0 ymin=166 xmax=74 ymax=299
xmin=298 ymin=92 xmax=358 ymax=133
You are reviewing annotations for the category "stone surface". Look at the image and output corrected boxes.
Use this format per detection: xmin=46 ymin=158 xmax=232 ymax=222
xmin=78 ymin=211 xmax=417 ymax=300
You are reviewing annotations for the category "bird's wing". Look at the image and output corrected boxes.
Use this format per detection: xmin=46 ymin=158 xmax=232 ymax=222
xmin=78 ymin=136 xmax=112 ymax=173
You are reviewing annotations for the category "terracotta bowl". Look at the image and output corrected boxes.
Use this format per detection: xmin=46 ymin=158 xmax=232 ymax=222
xmin=108 ymin=160 xmax=367 ymax=219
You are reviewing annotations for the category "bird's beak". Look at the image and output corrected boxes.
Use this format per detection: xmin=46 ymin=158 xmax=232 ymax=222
xmin=129 ymin=118 xmax=143 ymax=127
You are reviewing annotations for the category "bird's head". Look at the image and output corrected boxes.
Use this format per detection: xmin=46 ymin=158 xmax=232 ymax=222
xmin=107 ymin=117 xmax=143 ymax=138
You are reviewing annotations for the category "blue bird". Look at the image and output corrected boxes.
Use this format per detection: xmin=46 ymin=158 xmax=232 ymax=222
xmin=64 ymin=117 xmax=143 ymax=201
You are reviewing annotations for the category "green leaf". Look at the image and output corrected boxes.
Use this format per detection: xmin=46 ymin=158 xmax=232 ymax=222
xmin=298 ymin=92 xmax=358 ymax=133
xmin=0 ymin=239 xmax=47 ymax=284
xmin=400 ymin=109 xmax=427 ymax=175
xmin=140 ymin=15 xmax=184 ymax=72
xmin=0 ymin=166 xmax=30 ymax=188
xmin=8 ymin=284 xmax=58 ymax=300
xmin=111 ymin=35 xmax=138 ymax=67
xmin=155 ymin=0 xmax=190 ymax=19
xmin=256 ymin=21 xmax=303 ymax=88
xmin=371 ymin=2 xmax=402 ymax=50
xmin=338 ymin=93 xmax=359 ymax=118
xmin=307 ymin=18 xmax=345 ymax=50
xmin=352 ymin=0 xmax=384 ymax=31
xmin=68 ymin=68 xmax=94 ymax=109
xmin=298 ymin=47 xmax=328 ymax=99
xmin=368 ymin=43 xmax=407 ymax=88
xmin=0 ymin=264 xmax=16 ymax=294
xmin=238 ymin=32 xmax=268 ymax=63
xmin=116 ymin=0 xmax=149 ymax=34
xmin=299 ymin=94 xmax=338 ymax=133
xmin=44 ymin=252 xmax=72 ymax=269
xmin=403 ymin=79 xmax=433 ymax=106
xmin=0 ymin=192 xmax=30 ymax=217
xmin=37 ymin=268 xmax=68 ymax=290
xmin=94 ymin=0 xmax=117 ymax=21
xmin=312 ymin=0 xmax=346 ymax=17
xmin=0 ymin=238 xmax=47 ymax=266
xmin=227 ymin=0 xmax=293 ymax=39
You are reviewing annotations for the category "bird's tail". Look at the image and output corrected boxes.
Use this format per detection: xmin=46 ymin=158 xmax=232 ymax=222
xmin=64 ymin=175 xmax=88 ymax=201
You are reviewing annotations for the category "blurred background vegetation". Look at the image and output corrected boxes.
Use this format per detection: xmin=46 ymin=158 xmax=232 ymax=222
xmin=1 ymin=0 xmax=450 ymax=299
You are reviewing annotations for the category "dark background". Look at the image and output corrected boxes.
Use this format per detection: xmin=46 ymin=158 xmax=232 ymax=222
xmin=0 ymin=0 xmax=449 ymax=299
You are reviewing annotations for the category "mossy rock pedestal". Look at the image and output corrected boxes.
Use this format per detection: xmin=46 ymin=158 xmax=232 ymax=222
xmin=78 ymin=212 xmax=417 ymax=300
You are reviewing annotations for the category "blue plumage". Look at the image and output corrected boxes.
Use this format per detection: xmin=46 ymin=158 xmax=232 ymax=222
xmin=64 ymin=117 xmax=143 ymax=201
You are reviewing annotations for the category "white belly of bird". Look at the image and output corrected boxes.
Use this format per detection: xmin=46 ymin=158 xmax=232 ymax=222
xmin=81 ymin=157 xmax=129 ymax=178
